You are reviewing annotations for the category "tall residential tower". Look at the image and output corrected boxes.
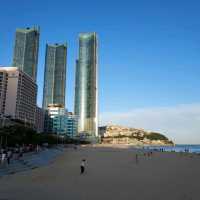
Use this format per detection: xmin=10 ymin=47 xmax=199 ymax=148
xmin=12 ymin=27 xmax=40 ymax=82
xmin=42 ymin=43 xmax=67 ymax=109
xmin=74 ymin=33 xmax=98 ymax=137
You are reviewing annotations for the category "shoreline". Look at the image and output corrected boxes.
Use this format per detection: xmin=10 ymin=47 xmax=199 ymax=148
xmin=1 ymin=144 xmax=199 ymax=179
xmin=0 ymin=145 xmax=199 ymax=200
xmin=92 ymin=143 xmax=200 ymax=154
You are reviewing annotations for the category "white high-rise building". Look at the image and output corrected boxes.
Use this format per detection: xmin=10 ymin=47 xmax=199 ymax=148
xmin=0 ymin=67 xmax=37 ymax=126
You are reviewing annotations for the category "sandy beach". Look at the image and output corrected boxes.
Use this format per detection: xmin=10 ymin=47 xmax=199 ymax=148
xmin=0 ymin=145 xmax=200 ymax=200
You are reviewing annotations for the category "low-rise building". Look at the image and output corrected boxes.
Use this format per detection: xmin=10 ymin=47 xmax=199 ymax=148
xmin=44 ymin=104 xmax=67 ymax=135
xmin=66 ymin=112 xmax=77 ymax=138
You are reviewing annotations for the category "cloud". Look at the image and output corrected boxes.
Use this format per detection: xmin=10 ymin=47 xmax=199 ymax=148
xmin=100 ymin=104 xmax=200 ymax=144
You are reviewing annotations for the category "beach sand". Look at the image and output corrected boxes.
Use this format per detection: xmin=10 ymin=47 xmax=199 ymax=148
xmin=0 ymin=145 xmax=200 ymax=200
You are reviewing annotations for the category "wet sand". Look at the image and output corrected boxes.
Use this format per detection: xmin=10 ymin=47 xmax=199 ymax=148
xmin=0 ymin=145 xmax=200 ymax=200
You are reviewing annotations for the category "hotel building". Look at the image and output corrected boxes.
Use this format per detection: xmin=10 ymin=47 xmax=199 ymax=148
xmin=0 ymin=67 xmax=37 ymax=127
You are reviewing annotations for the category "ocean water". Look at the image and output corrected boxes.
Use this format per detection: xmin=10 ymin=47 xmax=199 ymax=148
xmin=147 ymin=145 xmax=200 ymax=153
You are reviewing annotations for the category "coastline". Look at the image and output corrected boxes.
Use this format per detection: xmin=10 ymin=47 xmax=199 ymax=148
xmin=0 ymin=145 xmax=199 ymax=200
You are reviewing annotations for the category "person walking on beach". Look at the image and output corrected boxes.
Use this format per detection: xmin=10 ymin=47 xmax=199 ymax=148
xmin=1 ymin=150 xmax=6 ymax=165
xmin=135 ymin=154 xmax=139 ymax=164
xmin=74 ymin=145 xmax=77 ymax=150
xmin=7 ymin=149 xmax=12 ymax=165
xmin=80 ymin=159 xmax=86 ymax=174
xmin=36 ymin=145 xmax=39 ymax=153
xmin=19 ymin=146 xmax=23 ymax=158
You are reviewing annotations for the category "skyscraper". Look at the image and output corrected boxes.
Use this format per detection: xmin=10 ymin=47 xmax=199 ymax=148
xmin=12 ymin=27 xmax=40 ymax=82
xmin=74 ymin=33 xmax=98 ymax=137
xmin=42 ymin=43 xmax=67 ymax=109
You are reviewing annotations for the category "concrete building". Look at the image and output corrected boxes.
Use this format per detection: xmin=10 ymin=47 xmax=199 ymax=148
xmin=74 ymin=33 xmax=98 ymax=138
xmin=66 ymin=112 xmax=78 ymax=138
xmin=0 ymin=67 xmax=37 ymax=127
xmin=12 ymin=27 xmax=40 ymax=82
xmin=0 ymin=69 xmax=7 ymax=117
xmin=35 ymin=106 xmax=45 ymax=133
xmin=42 ymin=43 xmax=67 ymax=110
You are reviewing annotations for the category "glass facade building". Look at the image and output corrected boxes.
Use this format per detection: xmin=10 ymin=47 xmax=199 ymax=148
xmin=12 ymin=27 xmax=40 ymax=82
xmin=74 ymin=33 xmax=98 ymax=137
xmin=66 ymin=112 xmax=78 ymax=138
xmin=45 ymin=105 xmax=67 ymax=135
xmin=42 ymin=43 xmax=67 ymax=109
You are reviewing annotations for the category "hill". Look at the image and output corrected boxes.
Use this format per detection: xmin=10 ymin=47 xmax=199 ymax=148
xmin=99 ymin=125 xmax=174 ymax=145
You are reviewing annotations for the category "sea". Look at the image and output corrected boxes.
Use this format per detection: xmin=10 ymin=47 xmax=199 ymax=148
xmin=147 ymin=145 xmax=200 ymax=154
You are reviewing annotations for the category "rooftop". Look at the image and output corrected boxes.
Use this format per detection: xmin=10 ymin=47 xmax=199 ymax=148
xmin=79 ymin=32 xmax=97 ymax=39
xmin=47 ymin=43 xmax=67 ymax=48
xmin=16 ymin=26 xmax=40 ymax=33
xmin=0 ymin=66 xmax=18 ymax=72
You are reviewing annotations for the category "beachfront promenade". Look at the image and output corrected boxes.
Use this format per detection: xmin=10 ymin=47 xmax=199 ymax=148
xmin=0 ymin=145 xmax=199 ymax=200
xmin=0 ymin=147 xmax=64 ymax=177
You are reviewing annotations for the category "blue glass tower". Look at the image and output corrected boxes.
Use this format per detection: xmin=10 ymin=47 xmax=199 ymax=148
xmin=42 ymin=43 xmax=67 ymax=109
xmin=12 ymin=27 xmax=40 ymax=82
xmin=74 ymin=33 xmax=98 ymax=137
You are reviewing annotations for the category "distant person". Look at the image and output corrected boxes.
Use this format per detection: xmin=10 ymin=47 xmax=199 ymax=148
xmin=1 ymin=150 xmax=6 ymax=165
xmin=0 ymin=148 xmax=4 ymax=154
xmin=80 ymin=159 xmax=86 ymax=174
xmin=7 ymin=149 xmax=12 ymax=165
xmin=74 ymin=145 xmax=77 ymax=150
xmin=19 ymin=147 xmax=23 ymax=157
xmin=17 ymin=147 xmax=23 ymax=159
xmin=36 ymin=145 xmax=40 ymax=153
xmin=135 ymin=154 xmax=139 ymax=164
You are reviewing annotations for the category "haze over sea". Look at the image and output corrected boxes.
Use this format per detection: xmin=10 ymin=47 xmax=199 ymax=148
xmin=148 ymin=144 xmax=200 ymax=153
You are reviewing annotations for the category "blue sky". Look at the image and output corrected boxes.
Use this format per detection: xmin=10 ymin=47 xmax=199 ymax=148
xmin=0 ymin=0 xmax=200 ymax=143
